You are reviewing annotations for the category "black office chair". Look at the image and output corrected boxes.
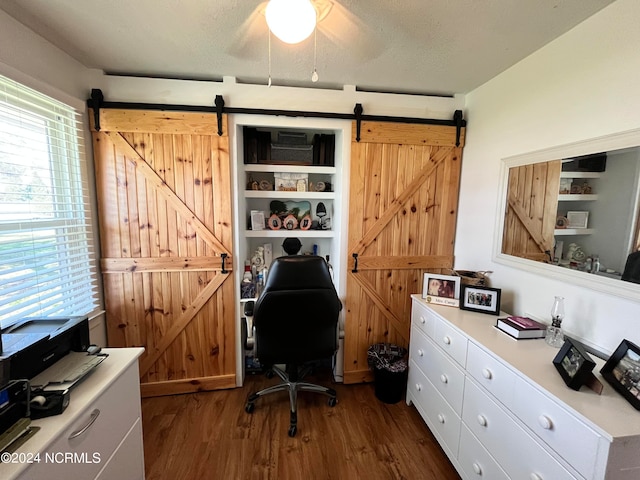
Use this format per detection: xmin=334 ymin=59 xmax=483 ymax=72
xmin=622 ymin=251 xmax=640 ymax=284
xmin=244 ymin=255 xmax=341 ymax=437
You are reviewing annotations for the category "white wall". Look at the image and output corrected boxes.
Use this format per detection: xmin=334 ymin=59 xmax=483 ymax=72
xmin=457 ymin=0 xmax=640 ymax=355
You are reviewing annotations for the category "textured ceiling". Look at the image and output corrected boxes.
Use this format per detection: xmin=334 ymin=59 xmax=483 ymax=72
xmin=0 ymin=0 xmax=615 ymax=96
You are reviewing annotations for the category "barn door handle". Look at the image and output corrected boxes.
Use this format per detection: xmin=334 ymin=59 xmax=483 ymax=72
xmin=221 ymin=253 xmax=228 ymax=273
xmin=352 ymin=253 xmax=359 ymax=273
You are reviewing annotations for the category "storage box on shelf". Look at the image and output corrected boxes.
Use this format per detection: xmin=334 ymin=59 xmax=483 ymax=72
xmin=407 ymin=295 xmax=640 ymax=480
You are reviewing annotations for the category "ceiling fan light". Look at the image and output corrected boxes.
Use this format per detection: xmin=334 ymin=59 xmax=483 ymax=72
xmin=266 ymin=0 xmax=317 ymax=44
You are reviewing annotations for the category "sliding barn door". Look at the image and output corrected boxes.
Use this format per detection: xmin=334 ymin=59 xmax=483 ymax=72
xmin=344 ymin=121 xmax=465 ymax=383
xmin=90 ymin=109 xmax=235 ymax=397
xmin=502 ymin=161 xmax=561 ymax=262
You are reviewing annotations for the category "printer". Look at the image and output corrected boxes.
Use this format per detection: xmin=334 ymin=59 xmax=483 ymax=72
xmin=0 ymin=317 xmax=90 ymax=447
xmin=0 ymin=316 xmax=90 ymax=382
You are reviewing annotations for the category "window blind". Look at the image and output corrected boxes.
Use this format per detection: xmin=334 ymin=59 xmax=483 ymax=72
xmin=0 ymin=74 xmax=100 ymax=329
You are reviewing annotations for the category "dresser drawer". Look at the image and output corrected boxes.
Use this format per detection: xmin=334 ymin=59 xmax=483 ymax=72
xmin=408 ymin=360 xmax=461 ymax=457
xmin=466 ymin=341 xmax=516 ymax=408
xmin=411 ymin=298 xmax=437 ymax=340
xmin=458 ymin=424 xmax=509 ymax=480
xmin=463 ymin=379 xmax=578 ymax=480
xmin=434 ymin=317 xmax=468 ymax=367
xmin=512 ymin=376 xmax=601 ymax=479
xmin=25 ymin=365 xmax=141 ymax=480
xmin=410 ymin=326 xmax=465 ymax=413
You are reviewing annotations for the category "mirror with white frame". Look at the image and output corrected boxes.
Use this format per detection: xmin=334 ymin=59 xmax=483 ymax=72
xmin=494 ymin=128 xmax=640 ymax=301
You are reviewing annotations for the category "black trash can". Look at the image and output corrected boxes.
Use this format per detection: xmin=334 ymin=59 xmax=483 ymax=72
xmin=367 ymin=343 xmax=408 ymax=404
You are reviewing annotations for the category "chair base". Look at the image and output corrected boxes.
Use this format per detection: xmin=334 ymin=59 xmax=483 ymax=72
xmin=245 ymin=364 xmax=337 ymax=437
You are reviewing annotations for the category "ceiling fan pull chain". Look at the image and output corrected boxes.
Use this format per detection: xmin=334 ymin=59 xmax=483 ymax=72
xmin=268 ymin=30 xmax=272 ymax=87
xmin=312 ymin=26 xmax=319 ymax=82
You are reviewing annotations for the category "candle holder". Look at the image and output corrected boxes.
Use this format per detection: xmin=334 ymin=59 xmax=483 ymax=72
xmin=545 ymin=296 xmax=565 ymax=347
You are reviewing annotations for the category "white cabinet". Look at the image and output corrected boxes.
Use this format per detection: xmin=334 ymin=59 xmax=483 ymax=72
xmin=407 ymin=296 xmax=640 ymax=480
xmin=3 ymin=348 xmax=145 ymax=480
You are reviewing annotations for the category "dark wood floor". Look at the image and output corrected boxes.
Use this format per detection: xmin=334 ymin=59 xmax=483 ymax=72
xmin=141 ymin=369 xmax=460 ymax=480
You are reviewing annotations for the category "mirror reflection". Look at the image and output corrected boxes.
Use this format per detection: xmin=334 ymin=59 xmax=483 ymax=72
xmin=501 ymin=146 xmax=640 ymax=285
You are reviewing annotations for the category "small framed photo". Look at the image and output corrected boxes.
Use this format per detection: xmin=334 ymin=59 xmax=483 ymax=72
xmin=250 ymin=211 xmax=265 ymax=231
xmin=460 ymin=285 xmax=501 ymax=315
xmin=553 ymin=338 xmax=596 ymax=391
xmin=600 ymin=339 xmax=640 ymax=410
xmin=422 ymin=273 xmax=461 ymax=307
xmin=567 ymin=211 xmax=589 ymax=229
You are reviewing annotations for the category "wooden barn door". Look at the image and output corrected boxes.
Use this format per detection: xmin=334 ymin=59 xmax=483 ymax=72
xmin=502 ymin=161 xmax=561 ymax=262
xmin=90 ymin=109 xmax=235 ymax=397
xmin=344 ymin=121 xmax=465 ymax=384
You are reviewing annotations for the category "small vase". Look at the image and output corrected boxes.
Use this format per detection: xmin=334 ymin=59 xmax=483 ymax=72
xmin=545 ymin=296 xmax=565 ymax=347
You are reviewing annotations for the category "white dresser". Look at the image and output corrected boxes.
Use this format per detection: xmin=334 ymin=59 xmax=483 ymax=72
xmin=407 ymin=295 xmax=640 ymax=480
xmin=1 ymin=348 xmax=145 ymax=480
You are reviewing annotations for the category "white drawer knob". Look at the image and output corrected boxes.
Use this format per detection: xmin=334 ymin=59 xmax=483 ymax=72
xmin=538 ymin=415 xmax=553 ymax=430
xmin=437 ymin=414 xmax=445 ymax=424
xmin=529 ymin=473 xmax=543 ymax=480
xmin=420 ymin=316 xmax=426 ymax=324
xmin=472 ymin=462 xmax=482 ymax=475
xmin=440 ymin=374 xmax=448 ymax=384
xmin=477 ymin=414 xmax=488 ymax=427
xmin=415 ymin=383 xmax=422 ymax=392
xmin=417 ymin=349 xmax=424 ymax=357
xmin=481 ymin=368 xmax=492 ymax=379
xmin=443 ymin=335 xmax=451 ymax=345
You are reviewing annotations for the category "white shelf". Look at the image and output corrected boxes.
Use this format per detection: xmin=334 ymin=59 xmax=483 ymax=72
xmin=244 ymin=164 xmax=336 ymax=174
xmin=560 ymin=171 xmax=602 ymax=178
xmin=244 ymin=190 xmax=336 ymax=200
xmin=558 ymin=194 xmax=599 ymax=201
xmin=245 ymin=229 xmax=335 ymax=238
xmin=554 ymin=228 xmax=595 ymax=235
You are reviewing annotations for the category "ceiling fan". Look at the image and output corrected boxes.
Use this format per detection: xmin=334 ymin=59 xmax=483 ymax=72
xmin=227 ymin=0 xmax=384 ymax=63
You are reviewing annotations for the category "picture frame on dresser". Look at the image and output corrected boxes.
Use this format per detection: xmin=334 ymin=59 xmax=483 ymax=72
xmin=600 ymin=339 xmax=640 ymax=410
xmin=459 ymin=285 xmax=501 ymax=315
xmin=422 ymin=273 xmax=460 ymax=307
xmin=552 ymin=337 xmax=597 ymax=391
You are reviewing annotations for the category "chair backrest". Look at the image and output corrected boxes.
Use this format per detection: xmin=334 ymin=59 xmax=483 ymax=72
xmin=254 ymin=255 xmax=341 ymax=365
xmin=622 ymin=251 xmax=640 ymax=284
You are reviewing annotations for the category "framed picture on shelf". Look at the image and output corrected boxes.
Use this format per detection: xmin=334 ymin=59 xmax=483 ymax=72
xmin=250 ymin=211 xmax=265 ymax=231
xmin=552 ymin=338 xmax=597 ymax=391
xmin=422 ymin=273 xmax=460 ymax=307
xmin=567 ymin=211 xmax=589 ymax=229
xmin=600 ymin=339 xmax=640 ymax=410
xmin=459 ymin=285 xmax=501 ymax=315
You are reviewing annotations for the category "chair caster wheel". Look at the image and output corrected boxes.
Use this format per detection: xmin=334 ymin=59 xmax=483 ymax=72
xmin=288 ymin=425 xmax=297 ymax=437
xmin=265 ymin=370 xmax=275 ymax=379
xmin=245 ymin=402 xmax=255 ymax=414
xmin=328 ymin=397 xmax=337 ymax=407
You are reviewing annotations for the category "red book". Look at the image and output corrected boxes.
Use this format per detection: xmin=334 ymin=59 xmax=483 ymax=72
xmin=496 ymin=318 xmax=546 ymax=339
xmin=507 ymin=316 xmax=547 ymax=330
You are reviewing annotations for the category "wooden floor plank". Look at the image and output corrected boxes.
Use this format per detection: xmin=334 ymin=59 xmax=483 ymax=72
xmin=142 ymin=369 xmax=460 ymax=480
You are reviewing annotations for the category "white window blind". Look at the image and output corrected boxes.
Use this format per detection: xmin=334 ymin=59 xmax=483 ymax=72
xmin=0 ymin=75 xmax=99 ymax=329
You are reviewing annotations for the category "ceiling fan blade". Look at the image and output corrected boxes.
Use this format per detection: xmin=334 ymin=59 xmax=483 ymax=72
xmin=226 ymin=1 xmax=269 ymax=60
xmin=317 ymin=1 xmax=385 ymax=61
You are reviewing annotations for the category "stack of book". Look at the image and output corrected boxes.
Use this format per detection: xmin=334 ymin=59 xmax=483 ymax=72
xmin=496 ymin=316 xmax=547 ymax=339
